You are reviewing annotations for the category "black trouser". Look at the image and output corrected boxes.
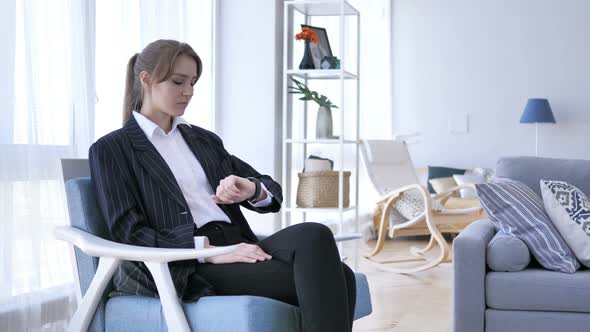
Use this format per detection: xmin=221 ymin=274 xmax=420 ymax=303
xmin=191 ymin=222 xmax=356 ymax=332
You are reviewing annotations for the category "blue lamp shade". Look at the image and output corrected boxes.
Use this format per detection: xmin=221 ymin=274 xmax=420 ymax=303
xmin=520 ymin=98 xmax=556 ymax=123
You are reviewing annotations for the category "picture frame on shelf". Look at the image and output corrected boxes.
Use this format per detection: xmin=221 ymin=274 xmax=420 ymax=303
xmin=301 ymin=24 xmax=332 ymax=69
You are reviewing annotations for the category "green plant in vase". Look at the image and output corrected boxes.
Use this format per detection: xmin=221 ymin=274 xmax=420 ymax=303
xmin=288 ymin=77 xmax=339 ymax=139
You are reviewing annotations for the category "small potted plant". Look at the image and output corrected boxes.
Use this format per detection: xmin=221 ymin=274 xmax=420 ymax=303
xmin=288 ymin=77 xmax=338 ymax=138
xmin=295 ymin=27 xmax=319 ymax=70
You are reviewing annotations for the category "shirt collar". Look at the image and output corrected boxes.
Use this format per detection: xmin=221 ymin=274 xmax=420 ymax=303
xmin=133 ymin=111 xmax=191 ymax=139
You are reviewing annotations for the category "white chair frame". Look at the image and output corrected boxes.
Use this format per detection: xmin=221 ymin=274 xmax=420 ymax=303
xmin=363 ymin=184 xmax=484 ymax=273
xmin=360 ymin=140 xmax=485 ymax=273
xmin=55 ymin=226 xmax=236 ymax=332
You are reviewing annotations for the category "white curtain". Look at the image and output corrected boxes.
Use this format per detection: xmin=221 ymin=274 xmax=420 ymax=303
xmin=0 ymin=0 xmax=94 ymax=330
xmin=95 ymin=0 xmax=214 ymax=140
xmin=0 ymin=1 xmax=214 ymax=330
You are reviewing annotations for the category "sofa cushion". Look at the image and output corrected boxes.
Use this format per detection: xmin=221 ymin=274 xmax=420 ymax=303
xmin=487 ymin=231 xmax=530 ymax=272
xmin=542 ymin=180 xmax=590 ymax=268
xmin=486 ymin=268 xmax=590 ymax=313
xmin=486 ymin=309 xmax=590 ymax=332
xmin=496 ymin=156 xmax=590 ymax=198
xmin=476 ymin=178 xmax=580 ymax=273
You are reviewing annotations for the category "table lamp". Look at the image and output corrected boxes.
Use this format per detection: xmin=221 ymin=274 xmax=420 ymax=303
xmin=519 ymin=98 xmax=556 ymax=157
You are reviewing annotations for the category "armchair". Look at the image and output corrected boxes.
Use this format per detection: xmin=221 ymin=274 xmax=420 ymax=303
xmin=58 ymin=159 xmax=372 ymax=332
xmin=360 ymin=140 xmax=484 ymax=273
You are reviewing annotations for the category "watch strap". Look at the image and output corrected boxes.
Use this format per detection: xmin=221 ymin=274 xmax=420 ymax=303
xmin=246 ymin=177 xmax=261 ymax=203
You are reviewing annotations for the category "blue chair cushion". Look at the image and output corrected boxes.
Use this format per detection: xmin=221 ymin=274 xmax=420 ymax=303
xmin=487 ymin=231 xmax=530 ymax=272
xmin=353 ymin=273 xmax=372 ymax=319
xmin=105 ymin=272 xmax=372 ymax=332
xmin=65 ymin=177 xmax=111 ymax=332
xmin=486 ymin=268 xmax=590 ymax=313
xmin=106 ymin=295 xmax=301 ymax=332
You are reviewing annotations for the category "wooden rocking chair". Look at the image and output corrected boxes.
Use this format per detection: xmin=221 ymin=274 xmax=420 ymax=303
xmin=360 ymin=140 xmax=485 ymax=273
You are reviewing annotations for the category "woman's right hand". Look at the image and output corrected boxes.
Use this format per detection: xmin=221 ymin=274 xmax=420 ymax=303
xmin=206 ymin=242 xmax=272 ymax=264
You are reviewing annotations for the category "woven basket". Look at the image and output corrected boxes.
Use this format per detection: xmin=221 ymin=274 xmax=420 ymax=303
xmin=296 ymin=171 xmax=351 ymax=208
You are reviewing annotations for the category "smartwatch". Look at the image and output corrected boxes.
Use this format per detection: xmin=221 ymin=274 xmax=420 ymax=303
xmin=246 ymin=177 xmax=261 ymax=203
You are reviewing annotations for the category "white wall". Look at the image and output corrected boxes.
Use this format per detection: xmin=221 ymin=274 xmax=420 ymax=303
xmin=392 ymin=0 xmax=590 ymax=169
xmin=215 ymin=0 xmax=283 ymax=233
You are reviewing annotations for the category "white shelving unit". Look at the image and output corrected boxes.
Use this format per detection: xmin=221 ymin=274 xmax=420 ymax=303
xmin=281 ymin=0 xmax=360 ymax=240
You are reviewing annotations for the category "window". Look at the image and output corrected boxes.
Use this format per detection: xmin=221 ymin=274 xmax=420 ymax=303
xmin=95 ymin=0 xmax=215 ymax=140
xmin=13 ymin=0 xmax=74 ymax=146
xmin=2 ymin=1 xmax=84 ymax=330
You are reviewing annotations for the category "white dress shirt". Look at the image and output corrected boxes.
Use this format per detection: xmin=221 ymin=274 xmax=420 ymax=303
xmin=132 ymin=112 xmax=272 ymax=255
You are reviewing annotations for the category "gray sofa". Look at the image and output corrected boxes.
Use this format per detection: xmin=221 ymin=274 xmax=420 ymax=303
xmin=453 ymin=156 xmax=590 ymax=332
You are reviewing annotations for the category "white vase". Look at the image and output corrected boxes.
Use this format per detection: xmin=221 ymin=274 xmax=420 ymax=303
xmin=316 ymin=106 xmax=333 ymax=138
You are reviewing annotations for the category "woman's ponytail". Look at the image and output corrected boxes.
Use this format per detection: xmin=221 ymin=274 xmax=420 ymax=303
xmin=123 ymin=53 xmax=140 ymax=126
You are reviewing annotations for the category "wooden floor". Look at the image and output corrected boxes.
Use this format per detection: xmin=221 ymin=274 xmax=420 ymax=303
xmin=345 ymin=237 xmax=453 ymax=332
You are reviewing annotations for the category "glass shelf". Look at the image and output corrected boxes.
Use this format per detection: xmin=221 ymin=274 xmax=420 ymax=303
xmin=286 ymin=69 xmax=358 ymax=80
xmin=285 ymin=0 xmax=359 ymax=17
xmin=285 ymin=139 xmax=359 ymax=144
xmin=284 ymin=206 xmax=357 ymax=213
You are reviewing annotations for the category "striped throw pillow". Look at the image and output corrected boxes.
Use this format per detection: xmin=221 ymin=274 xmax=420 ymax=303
xmin=476 ymin=178 xmax=580 ymax=273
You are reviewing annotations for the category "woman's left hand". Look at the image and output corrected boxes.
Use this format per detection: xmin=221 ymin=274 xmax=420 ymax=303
xmin=212 ymin=175 xmax=256 ymax=204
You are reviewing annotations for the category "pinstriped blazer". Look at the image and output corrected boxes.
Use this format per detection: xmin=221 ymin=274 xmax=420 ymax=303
xmin=89 ymin=115 xmax=282 ymax=300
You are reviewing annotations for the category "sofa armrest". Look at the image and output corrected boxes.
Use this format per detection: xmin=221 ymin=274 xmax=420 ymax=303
xmin=452 ymin=220 xmax=496 ymax=332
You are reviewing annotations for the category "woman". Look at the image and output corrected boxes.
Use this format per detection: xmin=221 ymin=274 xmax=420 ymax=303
xmin=89 ymin=39 xmax=356 ymax=331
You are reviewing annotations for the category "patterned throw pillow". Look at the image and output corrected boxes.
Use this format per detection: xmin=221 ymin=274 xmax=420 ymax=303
xmin=541 ymin=180 xmax=590 ymax=268
xmin=476 ymin=178 xmax=580 ymax=273
xmin=393 ymin=189 xmax=443 ymax=220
